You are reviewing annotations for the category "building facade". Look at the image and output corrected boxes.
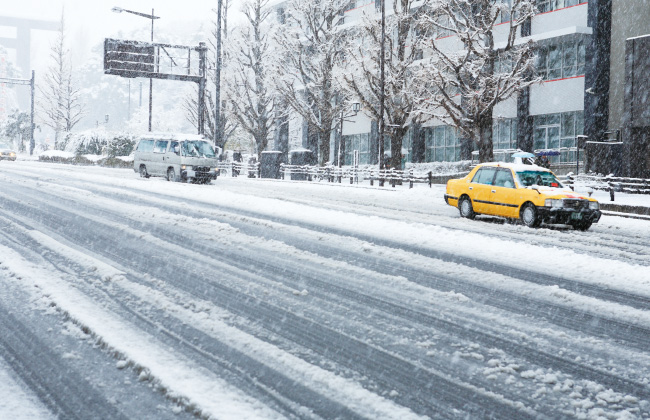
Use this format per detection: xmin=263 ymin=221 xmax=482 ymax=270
xmin=270 ymin=0 xmax=648 ymax=175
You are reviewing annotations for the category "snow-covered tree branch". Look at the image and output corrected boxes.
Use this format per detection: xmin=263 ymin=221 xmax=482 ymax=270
xmin=38 ymin=12 xmax=85 ymax=149
xmin=414 ymin=0 xmax=539 ymax=162
xmin=273 ymin=0 xmax=350 ymax=166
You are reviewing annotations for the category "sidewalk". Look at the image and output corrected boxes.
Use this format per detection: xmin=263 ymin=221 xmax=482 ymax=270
xmin=585 ymin=189 xmax=650 ymax=220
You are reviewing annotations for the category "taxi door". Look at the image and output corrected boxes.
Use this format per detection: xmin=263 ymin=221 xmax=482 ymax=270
xmin=468 ymin=167 xmax=497 ymax=214
xmin=489 ymin=168 xmax=519 ymax=217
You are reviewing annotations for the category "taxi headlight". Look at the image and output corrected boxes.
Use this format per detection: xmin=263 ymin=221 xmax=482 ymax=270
xmin=589 ymin=201 xmax=599 ymax=210
xmin=545 ymin=199 xmax=563 ymax=208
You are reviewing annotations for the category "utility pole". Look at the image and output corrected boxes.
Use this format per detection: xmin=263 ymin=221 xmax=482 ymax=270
xmin=214 ymin=0 xmax=223 ymax=147
xmin=379 ymin=0 xmax=386 ymax=186
xmin=30 ymin=70 xmax=35 ymax=155
xmin=149 ymin=8 xmax=154 ymax=132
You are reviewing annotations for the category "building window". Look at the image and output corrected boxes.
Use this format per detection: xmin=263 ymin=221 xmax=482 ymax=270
xmin=499 ymin=0 xmax=512 ymax=23
xmin=536 ymin=39 xmax=586 ymax=81
xmin=534 ymin=111 xmax=584 ymax=163
xmin=277 ymin=7 xmax=285 ymax=24
xmin=493 ymin=118 xmax=518 ymax=151
xmin=344 ymin=133 xmax=370 ymax=165
xmin=536 ymin=0 xmax=587 ymax=13
xmin=424 ymin=125 xmax=460 ymax=162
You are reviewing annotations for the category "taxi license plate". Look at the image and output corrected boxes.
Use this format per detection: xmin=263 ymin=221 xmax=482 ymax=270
xmin=571 ymin=212 xmax=582 ymax=220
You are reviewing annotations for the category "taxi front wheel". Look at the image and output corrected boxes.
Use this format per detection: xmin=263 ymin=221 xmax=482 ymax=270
xmin=520 ymin=203 xmax=541 ymax=228
xmin=459 ymin=196 xmax=476 ymax=220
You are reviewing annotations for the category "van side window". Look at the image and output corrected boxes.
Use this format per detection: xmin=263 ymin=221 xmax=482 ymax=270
xmin=170 ymin=141 xmax=180 ymax=155
xmin=136 ymin=140 xmax=154 ymax=152
xmin=153 ymin=140 xmax=169 ymax=154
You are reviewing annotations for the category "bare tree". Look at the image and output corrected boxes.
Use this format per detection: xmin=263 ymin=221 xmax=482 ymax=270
xmin=39 ymin=12 xmax=84 ymax=149
xmin=415 ymin=0 xmax=538 ymax=162
xmin=227 ymin=0 xmax=276 ymax=161
xmin=344 ymin=0 xmax=429 ymax=170
xmin=274 ymin=0 xmax=350 ymax=166
xmin=184 ymin=1 xmax=237 ymax=150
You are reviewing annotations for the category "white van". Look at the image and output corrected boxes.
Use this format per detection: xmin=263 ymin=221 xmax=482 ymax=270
xmin=133 ymin=134 xmax=219 ymax=183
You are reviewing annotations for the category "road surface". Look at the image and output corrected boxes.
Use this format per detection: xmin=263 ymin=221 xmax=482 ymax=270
xmin=0 ymin=160 xmax=648 ymax=419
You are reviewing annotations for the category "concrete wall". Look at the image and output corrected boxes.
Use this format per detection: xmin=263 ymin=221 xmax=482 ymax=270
xmin=530 ymin=77 xmax=586 ymax=115
xmin=608 ymin=0 xmax=650 ymax=132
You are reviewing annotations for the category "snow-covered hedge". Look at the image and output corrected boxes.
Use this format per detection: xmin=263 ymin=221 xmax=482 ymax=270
xmin=404 ymin=160 xmax=472 ymax=176
xmin=38 ymin=150 xmax=133 ymax=168
xmin=59 ymin=130 xmax=136 ymax=158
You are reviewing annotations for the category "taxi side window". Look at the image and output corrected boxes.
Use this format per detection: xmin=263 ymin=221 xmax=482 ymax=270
xmin=471 ymin=167 xmax=497 ymax=185
xmin=494 ymin=168 xmax=515 ymax=188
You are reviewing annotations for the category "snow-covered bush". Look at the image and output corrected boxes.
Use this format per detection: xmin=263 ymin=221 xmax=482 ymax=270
xmin=60 ymin=130 xmax=135 ymax=157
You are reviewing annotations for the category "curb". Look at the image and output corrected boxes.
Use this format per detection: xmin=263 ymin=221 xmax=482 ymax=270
xmin=600 ymin=203 xmax=650 ymax=217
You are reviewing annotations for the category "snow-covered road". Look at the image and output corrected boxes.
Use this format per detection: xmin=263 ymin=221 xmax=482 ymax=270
xmin=0 ymin=160 xmax=649 ymax=419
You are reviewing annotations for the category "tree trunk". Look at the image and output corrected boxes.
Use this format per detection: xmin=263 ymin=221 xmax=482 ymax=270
xmin=390 ymin=132 xmax=404 ymax=170
xmin=478 ymin=111 xmax=494 ymax=163
xmin=319 ymin=124 xmax=331 ymax=166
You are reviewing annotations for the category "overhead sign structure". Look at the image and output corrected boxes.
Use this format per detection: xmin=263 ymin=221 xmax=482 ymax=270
xmin=104 ymin=39 xmax=208 ymax=134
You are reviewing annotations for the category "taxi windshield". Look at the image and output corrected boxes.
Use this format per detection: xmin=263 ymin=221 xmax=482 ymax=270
xmin=181 ymin=141 xmax=215 ymax=158
xmin=516 ymin=170 xmax=563 ymax=188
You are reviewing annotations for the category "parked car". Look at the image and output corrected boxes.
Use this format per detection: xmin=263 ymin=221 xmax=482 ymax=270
xmin=133 ymin=134 xmax=219 ymax=184
xmin=444 ymin=162 xmax=601 ymax=231
xmin=0 ymin=142 xmax=16 ymax=161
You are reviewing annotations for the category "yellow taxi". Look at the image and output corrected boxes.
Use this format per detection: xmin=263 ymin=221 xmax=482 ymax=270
xmin=444 ymin=162 xmax=601 ymax=230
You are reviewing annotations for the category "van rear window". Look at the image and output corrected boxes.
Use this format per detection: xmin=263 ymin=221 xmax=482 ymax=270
xmin=136 ymin=140 xmax=154 ymax=152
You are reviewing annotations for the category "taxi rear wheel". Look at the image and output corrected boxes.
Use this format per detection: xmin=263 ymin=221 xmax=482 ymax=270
xmin=458 ymin=196 xmax=475 ymax=220
xmin=520 ymin=203 xmax=541 ymax=228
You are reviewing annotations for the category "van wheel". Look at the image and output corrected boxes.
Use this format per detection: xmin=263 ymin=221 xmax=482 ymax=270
xmin=167 ymin=168 xmax=176 ymax=182
xmin=139 ymin=165 xmax=149 ymax=178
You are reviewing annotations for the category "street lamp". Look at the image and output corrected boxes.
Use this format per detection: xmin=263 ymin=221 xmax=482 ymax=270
xmin=112 ymin=6 xmax=160 ymax=132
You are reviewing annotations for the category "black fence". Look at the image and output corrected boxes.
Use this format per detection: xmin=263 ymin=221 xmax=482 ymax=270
xmin=562 ymin=173 xmax=650 ymax=201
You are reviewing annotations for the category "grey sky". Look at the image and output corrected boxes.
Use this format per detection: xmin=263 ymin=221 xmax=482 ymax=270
xmin=1 ymin=0 xmax=245 ymax=72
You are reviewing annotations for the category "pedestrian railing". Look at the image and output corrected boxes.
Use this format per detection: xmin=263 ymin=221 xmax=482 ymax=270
xmin=217 ymin=161 xmax=260 ymax=178
xmin=562 ymin=173 xmax=650 ymax=200
xmin=278 ymin=164 xmax=468 ymax=188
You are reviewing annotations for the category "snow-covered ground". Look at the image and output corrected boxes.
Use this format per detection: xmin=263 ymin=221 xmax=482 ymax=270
xmin=0 ymin=159 xmax=649 ymax=419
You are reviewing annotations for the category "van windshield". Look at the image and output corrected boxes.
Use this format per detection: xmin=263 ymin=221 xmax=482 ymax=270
xmin=181 ymin=141 xmax=215 ymax=158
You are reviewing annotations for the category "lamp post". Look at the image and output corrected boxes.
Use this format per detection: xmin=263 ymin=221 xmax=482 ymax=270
xmin=112 ymin=6 xmax=160 ymax=132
